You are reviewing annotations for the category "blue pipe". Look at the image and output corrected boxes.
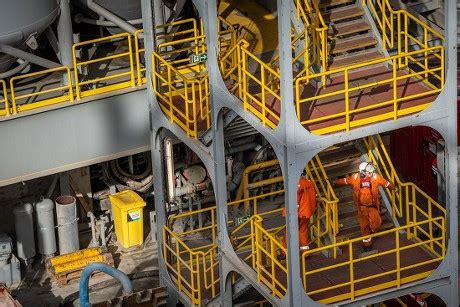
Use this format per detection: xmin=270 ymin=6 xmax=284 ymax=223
xmin=79 ymin=262 xmax=133 ymax=307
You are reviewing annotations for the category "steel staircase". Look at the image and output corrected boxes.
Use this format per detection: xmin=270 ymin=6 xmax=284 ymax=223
xmin=320 ymin=141 xmax=394 ymax=244
xmin=320 ymin=0 xmax=384 ymax=69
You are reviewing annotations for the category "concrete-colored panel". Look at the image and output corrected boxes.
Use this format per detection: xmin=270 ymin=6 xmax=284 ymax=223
xmin=0 ymin=90 xmax=150 ymax=187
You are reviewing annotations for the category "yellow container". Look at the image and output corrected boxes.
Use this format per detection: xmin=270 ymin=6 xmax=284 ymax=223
xmin=109 ymin=190 xmax=146 ymax=248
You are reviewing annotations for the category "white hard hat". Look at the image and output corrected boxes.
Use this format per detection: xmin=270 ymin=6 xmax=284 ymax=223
xmin=365 ymin=163 xmax=376 ymax=174
xmin=359 ymin=162 xmax=368 ymax=174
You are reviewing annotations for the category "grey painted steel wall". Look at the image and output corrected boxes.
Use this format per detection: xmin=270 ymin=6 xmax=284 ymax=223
xmin=0 ymin=89 xmax=150 ymax=187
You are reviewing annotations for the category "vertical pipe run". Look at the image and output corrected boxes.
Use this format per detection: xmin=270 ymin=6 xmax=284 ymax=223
xmin=56 ymin=195 xmax=79 ymax=254
xmin=58 ymin=0 xmax=74 ymax=85
xmin=165 ymin=138 xmax=176 ymax=203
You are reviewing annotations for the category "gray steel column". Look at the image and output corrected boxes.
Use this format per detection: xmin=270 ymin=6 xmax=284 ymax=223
xmin=141 ymin=0 xmax=178 ymax=304
xmin=276 ymin=0 xmax=306 ymax=305
xmin=203 ymin=0 xmax=233 ymax=304
xmin=57 ymin=0 xmax=74 ymax=84
xmin=443 ymin=0 xmax=458 ymax=305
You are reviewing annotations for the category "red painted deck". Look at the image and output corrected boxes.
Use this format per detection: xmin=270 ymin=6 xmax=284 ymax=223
xmin=260 ymin=231 xmax=441 ymax=303
xmin=234 ymin=64 xmax=438 ymax=134
xmin=298 ymin=65 xmax=438 ymax=133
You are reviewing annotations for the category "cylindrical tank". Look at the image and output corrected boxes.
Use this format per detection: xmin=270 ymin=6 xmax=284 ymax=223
xmin=35 ymin=198 xmax=57 ymax=257
xmin=13 ymin=203 xmax=36 ymax=263
xmin=55 ymin=196 xmax=79 ymax=255
xmin=0 ymin=0 xmax=59 ymax=72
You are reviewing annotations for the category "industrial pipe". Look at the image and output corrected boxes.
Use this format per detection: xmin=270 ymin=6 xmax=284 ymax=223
xmin=79 ymin=262 xmax=133 ymax=307
xmin=0 ymin=44 xmax=61 ymax=69
xmin=86 ymin=0 xmax=138 ymax=35
xmin=0 ymin=60 xmax=30 ymax=79
xmin=165 ymin=139 xmax=176 ymax=202
xmin=74 ymin=14 xmax=143 ymax=27
xmin=235 ymin=159 xmax=280 ymax=201
xmin=226 ymin=142 xmax=261 ymax=155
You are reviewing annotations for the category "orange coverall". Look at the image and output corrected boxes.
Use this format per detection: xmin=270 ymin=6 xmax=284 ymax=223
xmin=282 ymin=177 xmax=317 ymax=250
xmin=335 ymin=173 xmax=395 ymax=246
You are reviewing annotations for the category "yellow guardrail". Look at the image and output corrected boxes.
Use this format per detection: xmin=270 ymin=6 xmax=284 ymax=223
xmin=134 ymin=29 xmax=146 ymax=86
xmin=234 ymin=155 xmax=340 ymax=256
xmin=163 ymin=226 xmax=219 ymax=306
xmin=72 ymin=32 xmax=136 ymax=99
xmin=0 ymin=80 xmax=9 ymax=116
xmin=10 ymin=66 xmax=74 ymax=113
xmin=163 ymin=189 xmax=287 ymax=305
xmin=301 ymin=216 xmax=445 ymax=304
xmin=295 ymin=0 xmax=328 ymax=84
xmin=295 ymin=46 xmax=444 ymax=135
xmin=363 ymin=0 xmax=444 ymax=53
xmin=240 ymin=40 xmax=280 ymax=128
xmin=252 ymin=215 xmax=288 ymax=298
xmin=305 ymin=155 xmax=340 ymax=257
xmin=152 ymin=52 xmax=210 ymax=139
xmin=363 ymin=135 xmax=446 ymax=244
xmin=220 ymin=39 xmax=281 ymax=129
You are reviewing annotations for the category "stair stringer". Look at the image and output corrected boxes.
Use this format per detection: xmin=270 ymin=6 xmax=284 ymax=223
xmin=358 ymin=1 xmax=391 ymax=59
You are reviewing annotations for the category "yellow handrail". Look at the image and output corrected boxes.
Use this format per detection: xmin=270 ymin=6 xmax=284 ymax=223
xmin=134 ymin=29 xmax=146 ymax=86
xmin=301 ymin=216 xmax=445 ymax=304
xmin=163 ymin=189 xmax=290 ymax=305
xmin=151 ymin=51 xmax=210 ymax=138
xmin=363 ymin=0 xmax=444 ymax=54
xmin=363 ymin=134 xmax=446 ymax=238
xmin=9 ymin=66 xmax=74 ymax=114
xmin=72 ymin=32 xmax=136 ymax=99
xmin=296 ymin=46 xmax=444 ymax=134
xmin=305 ymin=155 xmax=340 ymax=257
xmin=0 ymin=80 xmax=9 ymax=116
xmin=295 ymin=0 xmax=328 ymax=81
xmin=252 ymin=215 xmax=288 ymax=298
xmin=235 ymin=156 xmax=339 ymax=254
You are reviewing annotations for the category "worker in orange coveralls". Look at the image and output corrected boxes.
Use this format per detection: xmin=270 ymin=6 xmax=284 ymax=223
xmin=334 ymin=162 xmax=395 ymax=252
xmin=278 ymin=170 xmax=317 ymax=261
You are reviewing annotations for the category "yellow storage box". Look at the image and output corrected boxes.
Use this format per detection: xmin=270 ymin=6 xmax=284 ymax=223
xmin=109 ymin=190 xmax=146 ymax=248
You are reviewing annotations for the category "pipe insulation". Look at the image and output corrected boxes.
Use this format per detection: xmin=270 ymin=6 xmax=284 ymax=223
xmin=55 ymin=196 xmax=79 ymax=255
xmin=109 ymin=160 xmax=153 ymax=192
xmin=165 ymin=139 xmax=176 ymax=202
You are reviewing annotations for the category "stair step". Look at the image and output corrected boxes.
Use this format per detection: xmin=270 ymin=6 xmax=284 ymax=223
xmin=323 ymin=6 xmax=364 ymax=23
xmin=319 ymin=0 xmax=356 ymax=9
xmin=329 ymin=49 xmax=384 ymax=69
xmin=337 ymin=221 xmax=394 ymax=241
xmin=331 ymin=34 xmax=378 ymax=55
xmin=328 ymin=20 xmax=370 ymax=38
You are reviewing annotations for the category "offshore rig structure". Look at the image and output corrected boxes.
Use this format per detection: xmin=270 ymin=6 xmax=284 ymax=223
xmin=0 ymin=0 xmax=457 ymax=306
